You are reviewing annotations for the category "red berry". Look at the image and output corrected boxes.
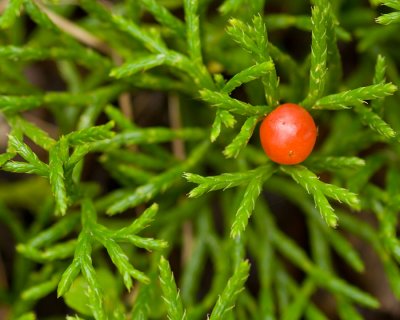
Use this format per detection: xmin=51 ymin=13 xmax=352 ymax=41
xmin=259 ymin=103 xmax=317 ymax=165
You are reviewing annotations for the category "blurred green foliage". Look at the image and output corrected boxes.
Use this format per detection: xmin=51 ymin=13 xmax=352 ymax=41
xmin=1 ymin=0 xmax=400 ymax=319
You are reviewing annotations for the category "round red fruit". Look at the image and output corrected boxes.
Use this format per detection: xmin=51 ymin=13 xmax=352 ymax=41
xmin=259 ymin=103 xmax=317 ymax=165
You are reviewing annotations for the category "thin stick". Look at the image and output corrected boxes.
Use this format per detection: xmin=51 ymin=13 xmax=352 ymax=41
xmin=35 ymin=0 xmax=110 ymax=54
xmin=168 ymin=93 xmax=186 ymax=160
xmin=168 ymin=93 xmax=193 ymax=265
xmin=112 ymin=52 xmax=134 ymax=121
